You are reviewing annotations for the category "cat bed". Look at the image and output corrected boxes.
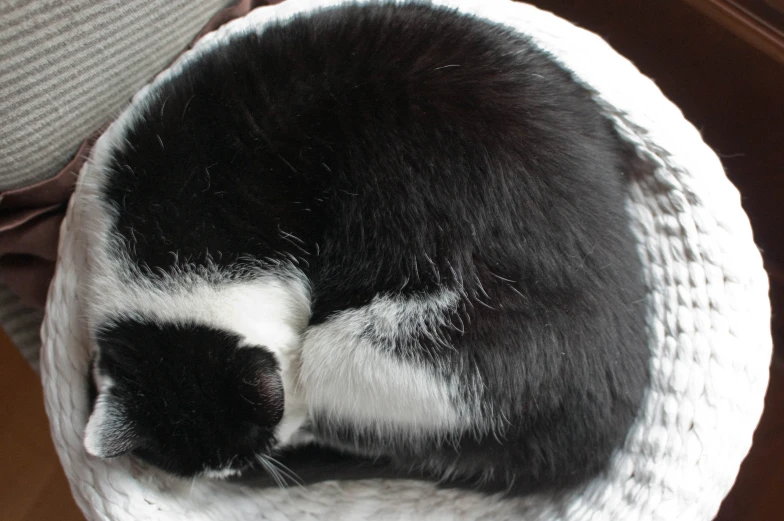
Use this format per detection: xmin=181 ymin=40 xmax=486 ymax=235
xmin=40 ymin=0 xmax=772 ymax=519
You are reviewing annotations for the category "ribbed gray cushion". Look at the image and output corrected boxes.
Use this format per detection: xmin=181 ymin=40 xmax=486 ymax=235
xmin=0 ymin=0 xmax=232 ymax=366
xmin=0 ymin=0 xmax=232 ymax=191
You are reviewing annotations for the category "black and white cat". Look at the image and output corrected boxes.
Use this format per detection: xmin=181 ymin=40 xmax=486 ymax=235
xmin=82 ymin=1 xmax=650 ymax=495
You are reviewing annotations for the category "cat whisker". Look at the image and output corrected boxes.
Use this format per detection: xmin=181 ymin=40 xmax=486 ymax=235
xmin=256 ymin=455 xmax=286 ymax=490
xmin=264 ymin=454 xmax=304 ymax=488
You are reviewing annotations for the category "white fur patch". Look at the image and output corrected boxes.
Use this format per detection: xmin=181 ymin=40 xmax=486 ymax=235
xmin=76 ymin=29 xmax=477 ymax=453
xmin=300 ymin=291 xmax=475 ymax=436
xmin=83 ymin=398 xmax=119 ymax=457
xmin=88 ymin=267 xmax=312 ymax=444
xmin=84 ymin=387 xmax=139 ymax=459
xmin=84 ymin=368 xmax=124 ymax=458
xmin=201 ymin=467 xmax=242 ymax=479
xmin=78 ymin=82 xmax=314 ymax=451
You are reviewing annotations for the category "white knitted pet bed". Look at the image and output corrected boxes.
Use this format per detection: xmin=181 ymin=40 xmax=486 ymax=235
xmin=40 ymin=0 xmax=772 ymax=519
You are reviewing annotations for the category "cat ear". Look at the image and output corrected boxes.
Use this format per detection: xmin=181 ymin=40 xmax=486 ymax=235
xmin=84 ymin=395 xmax=140 ymax=458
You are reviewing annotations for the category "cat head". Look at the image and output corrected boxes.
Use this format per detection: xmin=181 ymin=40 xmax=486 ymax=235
xmin=84 ymin=318 xmax=286 ymax=478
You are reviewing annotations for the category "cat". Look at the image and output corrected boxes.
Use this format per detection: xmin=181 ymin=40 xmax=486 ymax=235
xmin=81 ymin=1 xmax=650 ymax=495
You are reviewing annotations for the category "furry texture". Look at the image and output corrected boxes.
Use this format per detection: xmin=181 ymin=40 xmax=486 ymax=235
xmin=83 ymin=1 xmax=650 ymax=495
xmin=86 ymin=322 xmax=283 ymax=477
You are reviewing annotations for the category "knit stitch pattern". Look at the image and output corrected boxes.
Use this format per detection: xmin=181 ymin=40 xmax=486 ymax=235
xmin=40 ymin=1 xmax=772 ymax=519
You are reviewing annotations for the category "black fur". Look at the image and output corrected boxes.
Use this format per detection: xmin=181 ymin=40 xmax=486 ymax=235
xmin=93 ymin=2 xmax=650 ymax=494
xmin=93 ymin=321 xmax=282 ymax=476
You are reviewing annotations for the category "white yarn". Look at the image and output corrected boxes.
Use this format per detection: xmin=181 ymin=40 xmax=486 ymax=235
xmin=40 ymin=0 xmax=772 ymax=520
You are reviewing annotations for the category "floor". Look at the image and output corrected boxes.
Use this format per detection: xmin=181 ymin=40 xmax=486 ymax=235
xmin=0 ymin=1 xmax=782 ymax=520
xmin=0 ymin=329 xmax=83 ymax=521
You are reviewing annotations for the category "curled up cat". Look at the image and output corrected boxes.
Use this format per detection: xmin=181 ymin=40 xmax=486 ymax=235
xmin=81 ymin=1 xmax=650 ymax=496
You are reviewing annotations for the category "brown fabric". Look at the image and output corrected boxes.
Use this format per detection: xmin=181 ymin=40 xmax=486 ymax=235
xmin=0 ymin=137 xmax=94 ymax=308
xmin=0 ymin=0 xmax=283 ymax=309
